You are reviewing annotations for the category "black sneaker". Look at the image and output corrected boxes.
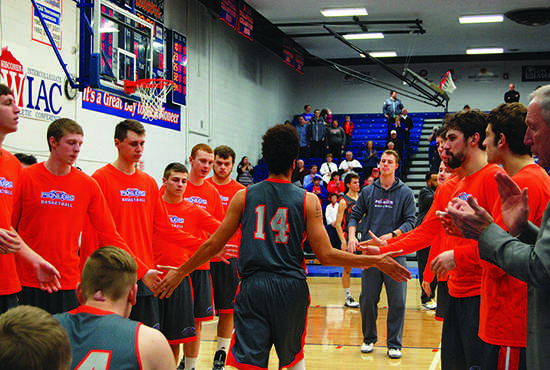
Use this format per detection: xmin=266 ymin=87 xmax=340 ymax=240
xmin=177 ymin=357 xmax=185 ymax=370
xmin=212 ymin=350 xmax=227 ymax=370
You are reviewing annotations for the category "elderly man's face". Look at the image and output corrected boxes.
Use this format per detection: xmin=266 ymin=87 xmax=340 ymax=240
xmin=346 ymin=152 xmax=353 ymax=161
xmin=525 ymin=100 xmax=550 ymax=167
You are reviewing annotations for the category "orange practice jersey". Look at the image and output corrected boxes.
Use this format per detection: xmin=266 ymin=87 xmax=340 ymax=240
xmin=206 ymin=177 xmax=244 ymax=250
xmin=12 ymin=163 xmax=127 ymax=289
xmin=81 ymin=164 xmax=202 ymax=276
xmin=154 ymin=199 xmax=220 ymax=268
xmin=479 ymin=164 xmax=550 ymax=347
xmin=0 ymin=149 xmax=21 ymax=294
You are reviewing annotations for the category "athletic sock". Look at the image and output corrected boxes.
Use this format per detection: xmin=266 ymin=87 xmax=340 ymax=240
xmin=185 ymin=357 xmax=198 ymax=370
xmin=344 ymin=288 xmax=351 ymax=299
xmin=217 ymin=337 xmax=231 ymax=353
xmin=288 ymin=359 xmax=306 ymax=370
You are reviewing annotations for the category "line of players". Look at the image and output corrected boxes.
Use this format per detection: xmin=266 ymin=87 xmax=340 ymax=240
xmin=0 ymin=83 xmax=246 ymax=370
xmin=362 ymin=100 xmax=550 ymax=370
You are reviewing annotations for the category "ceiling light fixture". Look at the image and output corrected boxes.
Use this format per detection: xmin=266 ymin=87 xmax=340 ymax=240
xmin=321 ymin=8 xmax=368 ymax=17
xmin=466 ymin=47 xmax=504 ymax=54
xmin=369 ymin=51 xmax=397 ymax=58
xmin=459 ymin=15 xmax=504 ymax=24
xmin=343 ymin=32 xmax=384 ymax=40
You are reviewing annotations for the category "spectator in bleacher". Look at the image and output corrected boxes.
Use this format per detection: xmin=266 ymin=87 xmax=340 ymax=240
xmin=364 ymin=176 xmax=375 ymax=187
xmin=326 ymin=119 xmax=345 ymax=160
xmin=296 ymin=116 xmax=309 ymax=160
xmin=386 ymin=130 xmax=404 ymax=167
xmin=236 ymin=156 xmax=254 ymax=186
xmin=339 ymin=151 xmax=363 ymax=181
xmin=361 ymin=141 xmax=379 ymax=179
xmin=284 ymin=120 xmax=292 ymax=125
xmin=291 ymin=159 xmax=309 ymax=186
xmin=327 ymin=172 xmax=345 ymax=195
xmin=342 ymin=116 xmax=354 ymax=152
xmin=463 ymin=104 xmax=471 ymax=112
xmin=307 ymin=109 xmax=326 ymax=159
xmin=504 ymin=83 xmax=520 ymax=103
xmin=302 ymin=104 xmax=313 ymax=122
xmin=383 ymin=90 xmax=403 ymax=139
xmin=400 ymin=109 xmax=414 ymax=163
xmin=303 ymin=164 xmax=319 ymax=189
xmin=320 ymin=108 xmax=332 ymax=127
xmin=305 ymin=174 xmax=328 ymax=209
xmin=320 ymin=153 xmax=338 ymax=184
xmin=428 ymin=126 xmax=447 ymax=172
xmin=325 ymin=193 xmax=341 ymax=250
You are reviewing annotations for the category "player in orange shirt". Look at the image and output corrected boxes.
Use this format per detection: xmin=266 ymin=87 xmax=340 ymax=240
xmin=0 ymin=84 xmax=60 ymax=314
xmin=154 ymin=162 xmax=221 ymax=365
xmin=206 ymin=145 xmax=245 ymax=370
xmin=181 ymin=143 xmax=225 ymax=370
xmin=12 ymin=118 xmax=139 ymax=314
xmin=81 ymin=120 xmax=203 ymax=331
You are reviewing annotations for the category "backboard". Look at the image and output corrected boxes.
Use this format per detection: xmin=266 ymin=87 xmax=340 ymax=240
xmin=89 ymin=0 xmax=157 ymax=98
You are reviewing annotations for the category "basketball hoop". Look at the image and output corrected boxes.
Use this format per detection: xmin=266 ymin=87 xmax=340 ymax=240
xmin=124 ymin=79 xmax=175 ymax=121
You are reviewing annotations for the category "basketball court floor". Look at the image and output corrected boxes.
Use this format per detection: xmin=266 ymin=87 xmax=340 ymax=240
xmin=198 ymin=274 xmax=443 ymax=369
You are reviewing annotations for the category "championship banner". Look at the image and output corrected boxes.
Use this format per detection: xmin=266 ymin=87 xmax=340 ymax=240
xmin=32 ymin=0 xmax=63 ymax=49
xmin=282 ymin=40 xmax=295 ymax=68
xmin=220 ymin=0 xmax=238 ymax=29
xmin=238 ymin=1 xmax=253 ymax=40
xmin=294 ymin=53 xmax=304 ymax=74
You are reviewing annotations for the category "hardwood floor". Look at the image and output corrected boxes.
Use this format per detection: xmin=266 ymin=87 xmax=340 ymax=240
xmin=194 ymin=275 xmax=443 ymax=369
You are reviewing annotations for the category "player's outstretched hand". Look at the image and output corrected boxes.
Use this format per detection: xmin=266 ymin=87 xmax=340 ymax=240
xmin=0 ymin=229 xmax=21 ymax=254
xmin=422 ymin=280 xmax=431 ymax=296
xmin=437 ymin=208 xmax=464 ymax=238
xmin=34 ymin=260 xmax=61 ymax=293
xmin=347 ymin=236 xmax=359 ymax=253
xmin=375 ymin=250 xmax=411 ymax=282
xmin=446 ymin=195 xmax=493 ymax=240
xmin=430 ymin=250 xmax=456 ymax=279
xmin=153 ymin=266 xmax=185 ymax=299
xmin=217 ymin=244 xmax=238 ymax=264
xmin=360 ymin=230 xmax=388 ymax=248
xmin=142 ymin=268 xmax=164 ymax=294
xmin=495 ymin=171 xmax=529 ymax=236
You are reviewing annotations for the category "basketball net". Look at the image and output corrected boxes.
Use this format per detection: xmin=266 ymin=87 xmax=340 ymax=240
xmin=124 ymin=79 xmax=175 ymax=121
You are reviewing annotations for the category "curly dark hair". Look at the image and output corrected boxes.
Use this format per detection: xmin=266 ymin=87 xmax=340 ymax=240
xmin=262 ymin=124 xmax=299 ymax=175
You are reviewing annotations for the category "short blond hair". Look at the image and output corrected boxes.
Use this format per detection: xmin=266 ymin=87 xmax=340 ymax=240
xmin=0 ymin=305 xmax=72 ymax=370
xmin=80 ymin=246 xmax=137 ymax=302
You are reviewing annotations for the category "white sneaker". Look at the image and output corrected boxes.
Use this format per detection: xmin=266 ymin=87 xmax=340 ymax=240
xmin=344 ymin=296 xmax=360 ymax=308
xmin=361 ymin=342 xmax=374 ymax=353
xmin=422 ymin=299 xmax=437 ymax=310
xmin=387 ymin=348 xmax=402 ymax=359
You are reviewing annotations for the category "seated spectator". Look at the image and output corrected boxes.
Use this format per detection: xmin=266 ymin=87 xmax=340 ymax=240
xmin=0 ymin=305 xmax=72 ymax=370
xmin=325 ymin=193 xmax=341 ymax=249
xmin=327 ymin=172 xmax=345 ymax=195
xmin=339 ymin=151 xmax=363 ymax=181
xmin=371 ymin=167 xmax=380 ymax=179
xmin=305 ymin=174 xmax=328 ymax=209
xmin=361 ymin=141 xmax=378 ymax=178
xmin=385 ymin=130 xmax=404 ymax=165
xmin=291 ymin=159 xmax=309 ymax=186
xmin=236 ymin=156 xmax=254 ymax=186
xmin=364 ymin=176 xmax=375 ymax=187
xmin=325 ymin=119 xmax=345 ymax=159
xmin=320 ymin=153 xmax=338 ymax=184
xmin=303 ymin=164 xmax=319 ymax=189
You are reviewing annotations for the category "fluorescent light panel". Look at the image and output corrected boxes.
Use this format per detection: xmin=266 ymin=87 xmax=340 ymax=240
xmin=369 ymin=51 xmax=397 ymax=58
xmin=321 ymin=8 xmax=367 ymax=17
xmin=466 ymin=48 xmax=504 ymax=54
xmin=459 ymin=15 xmax=504 ymax=24
xmin=343 ymin=32 xmax=384 ymax=40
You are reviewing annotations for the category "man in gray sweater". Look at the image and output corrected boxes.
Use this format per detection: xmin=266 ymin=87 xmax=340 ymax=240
xmin=347 ymin=149 xmax=416 ymax=359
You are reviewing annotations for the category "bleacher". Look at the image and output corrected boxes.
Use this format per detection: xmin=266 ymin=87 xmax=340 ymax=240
xmin=253 ymin=112 xmax=445 ymax=183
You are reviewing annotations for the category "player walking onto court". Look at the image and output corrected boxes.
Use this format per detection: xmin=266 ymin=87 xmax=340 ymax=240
xmin=13 ymin=118 xmax=135 ymax=314
xmin=155 ymin=124 xmax=410 ymax=370
xmin=0 ymin=84 xmax=60 ymax=314
xmin=206 ymin=145 xmax=245 ymax=370
xmin=334 ymin=172 xmax=361 ymax=308
xmin=55 ymin=246 xmax=175 ymax=370
xmin=154 ymin=162 xmax=222 ymax=367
